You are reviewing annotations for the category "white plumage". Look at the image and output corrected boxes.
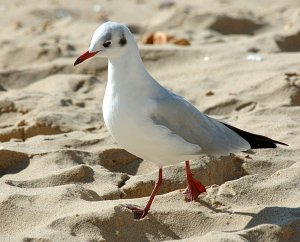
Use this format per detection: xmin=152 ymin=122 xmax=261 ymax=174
xmin=74 ymin=21 xmax=286 ymax=219
xmin=99 ymin=22 xmax=250 ymax=167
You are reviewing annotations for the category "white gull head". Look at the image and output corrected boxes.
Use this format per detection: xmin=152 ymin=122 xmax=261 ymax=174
xmin=74 ymin=21 xmax=136 ymax=65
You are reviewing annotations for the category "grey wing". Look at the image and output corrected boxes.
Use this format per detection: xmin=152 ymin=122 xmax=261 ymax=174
xmin=151 ymin=92 xmax=251 ymax=156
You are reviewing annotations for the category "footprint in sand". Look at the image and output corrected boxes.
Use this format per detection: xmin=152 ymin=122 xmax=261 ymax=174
xmin=275 ymin=31 xmax=300 ymax=52
xmin=0 ymin=149 xmax=29 ymax=176
xmin=204 ymin=99 xmax=257 ymax=115
xmin=208 ymin=14 xmax=265 ymax=35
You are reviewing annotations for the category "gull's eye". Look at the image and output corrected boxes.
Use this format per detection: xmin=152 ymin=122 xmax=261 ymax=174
xmin=103 ymin=40 xmax=112 ymax=48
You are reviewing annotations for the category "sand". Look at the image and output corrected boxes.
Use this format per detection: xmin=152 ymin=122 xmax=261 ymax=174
xmin=0 ymin=0 xmax=299 ymax=241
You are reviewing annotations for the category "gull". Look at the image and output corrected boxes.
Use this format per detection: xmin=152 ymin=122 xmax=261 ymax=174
xmin=74 ymin=21 xmax=287 ymax=219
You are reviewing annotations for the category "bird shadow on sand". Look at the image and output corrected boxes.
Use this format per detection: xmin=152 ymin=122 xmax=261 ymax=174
xmin=196 ymin=199 xmax=300 ymax=233
xmin=194 ymin=199 xmax=300 ymax=241
xmin=237 ymin=206 xmax=300 ymax=229
xmin=210 ymin=206 xmax=300 ymax=237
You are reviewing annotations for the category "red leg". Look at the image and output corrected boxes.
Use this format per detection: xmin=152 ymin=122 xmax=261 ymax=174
xmin=124 ymin=168 xmax=162 ymax=219
xmin=185 ymin=160 xmax=206 ymax=201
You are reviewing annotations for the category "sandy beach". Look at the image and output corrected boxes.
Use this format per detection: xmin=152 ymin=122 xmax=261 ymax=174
xmin=0 ymin=0 xmax=299 ymax=241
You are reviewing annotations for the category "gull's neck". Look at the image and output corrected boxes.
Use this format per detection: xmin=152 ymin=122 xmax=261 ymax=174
xmin=109 ymin=45 xmax=146 ymax=78
xmin=107 ymin=42 xmax=156 ymax=97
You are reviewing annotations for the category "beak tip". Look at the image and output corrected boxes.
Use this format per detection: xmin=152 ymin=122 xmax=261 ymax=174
xmin=74 ymin=58 xmax=81 ymax=66
xmin=74 ymin=50 xmax=98 ymax=67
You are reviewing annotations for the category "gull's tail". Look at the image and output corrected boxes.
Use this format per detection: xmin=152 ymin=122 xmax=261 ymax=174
xmin=221 ymin=122 xmax=288 ymax=149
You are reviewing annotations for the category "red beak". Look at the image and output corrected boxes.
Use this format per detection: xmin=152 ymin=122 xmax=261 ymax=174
xmin=74 ymin=50 xmax=99 ymax=66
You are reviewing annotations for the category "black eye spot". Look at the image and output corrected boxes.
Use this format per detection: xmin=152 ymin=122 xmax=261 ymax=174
xmin=103 ymin=40 xmax=112 ymax=48
xmin=119 ymin=36 xmax=127 ymax=46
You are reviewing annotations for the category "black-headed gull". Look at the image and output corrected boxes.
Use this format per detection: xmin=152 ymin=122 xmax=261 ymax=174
xmin=74 ymin=21 xmax=287 ymax=219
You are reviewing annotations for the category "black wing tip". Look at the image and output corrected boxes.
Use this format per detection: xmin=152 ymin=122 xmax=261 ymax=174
xmin=221 ymin=122 xmax=288 ymax=149
xmin=248 ymin=140 xmax=289 ymax=149
xmin=250 ymin=138 xmax=288 ymax=149
xmin=273 ymin=140 xmax=288 ymax=147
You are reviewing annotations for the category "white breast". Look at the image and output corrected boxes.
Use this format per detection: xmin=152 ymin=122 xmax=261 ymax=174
xmin=102 ymin=86 xmax=201 ymax=166
xmin=102 ymin=59 xmax=202 ymax=166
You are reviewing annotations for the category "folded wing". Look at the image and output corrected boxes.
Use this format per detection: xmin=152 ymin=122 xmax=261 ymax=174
xmin=151 ymin=92 xmax=252 ymax=156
